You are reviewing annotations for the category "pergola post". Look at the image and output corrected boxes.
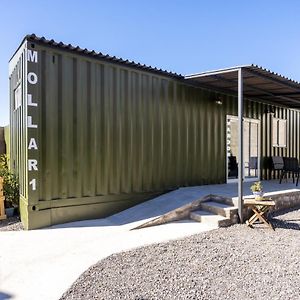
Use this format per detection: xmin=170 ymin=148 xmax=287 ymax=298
xmin=238 ymin=68 xmax=244 ymax=223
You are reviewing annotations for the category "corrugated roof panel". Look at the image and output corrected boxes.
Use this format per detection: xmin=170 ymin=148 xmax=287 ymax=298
xmin=12 ymin=34 xmax=184 ymax=80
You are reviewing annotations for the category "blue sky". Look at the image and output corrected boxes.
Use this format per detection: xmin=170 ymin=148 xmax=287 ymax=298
xmin=1 ymin=0 xmax=300 ymax=126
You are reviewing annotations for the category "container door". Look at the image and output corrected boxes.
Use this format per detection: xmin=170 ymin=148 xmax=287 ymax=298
xmin=226 ymin=116 xmax=260 ymax=183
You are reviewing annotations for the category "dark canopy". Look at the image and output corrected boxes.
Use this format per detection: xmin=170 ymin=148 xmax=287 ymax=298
xmin=186 ymin=65 xmax=300 ymax=109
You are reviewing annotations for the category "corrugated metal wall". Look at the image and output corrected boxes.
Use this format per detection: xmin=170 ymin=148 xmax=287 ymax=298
xmin=262 ymin=105 xmax=300 ymax=179
xmin=32 ymin=44 xmax=300 ymax=196
xmin=9 ymin=40 xmax=300 ymax=229
xmin=37 ymin=50 xmax=230 ymax=201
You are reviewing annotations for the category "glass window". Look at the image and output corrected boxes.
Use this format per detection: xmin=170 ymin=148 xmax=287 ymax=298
xmin=272 ymin=117 xmax=287 ymax=147
xmin=14 ymin=84 xmax=22 ymax=110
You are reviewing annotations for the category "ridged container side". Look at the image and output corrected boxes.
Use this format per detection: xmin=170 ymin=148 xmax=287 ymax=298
xmin=9 ymin=38 xmax=300 ymax=228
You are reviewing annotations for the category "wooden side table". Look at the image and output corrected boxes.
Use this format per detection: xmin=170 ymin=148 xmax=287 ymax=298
xmin=244 ymin=198 xmax=275 ymax=230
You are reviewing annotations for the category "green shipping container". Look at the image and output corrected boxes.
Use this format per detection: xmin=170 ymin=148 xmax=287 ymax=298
xmin=9 ymin=35 xmax=300 ymax=229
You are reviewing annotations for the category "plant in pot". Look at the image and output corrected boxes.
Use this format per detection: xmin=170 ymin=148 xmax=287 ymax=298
xmin=0 ymin=155 xmax=19 ymax=218
xmin=250 ymin=181 xmax=264 ymax=199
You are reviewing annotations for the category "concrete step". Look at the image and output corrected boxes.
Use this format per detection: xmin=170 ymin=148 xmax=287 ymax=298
xmin=190 ymin=210 xmax=233 ymax=227
xmin=200 ymin=201 xmax=238 ymax=219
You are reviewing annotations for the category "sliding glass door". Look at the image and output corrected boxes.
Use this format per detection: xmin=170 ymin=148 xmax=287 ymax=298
xmin=226 ymin=116 xmax=260 ymax=182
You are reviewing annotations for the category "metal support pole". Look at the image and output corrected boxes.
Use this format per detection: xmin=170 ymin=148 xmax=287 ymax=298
xmin=238 ymin=68 xmax=244 ymax=223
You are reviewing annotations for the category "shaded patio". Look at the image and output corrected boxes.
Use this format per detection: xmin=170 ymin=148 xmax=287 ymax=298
xmin=186 ymin=65 xmax=300 ymax=221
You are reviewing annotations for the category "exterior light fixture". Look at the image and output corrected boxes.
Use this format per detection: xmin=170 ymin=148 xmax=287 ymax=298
xmin=215 ymin=97 xmax=223 ymax=105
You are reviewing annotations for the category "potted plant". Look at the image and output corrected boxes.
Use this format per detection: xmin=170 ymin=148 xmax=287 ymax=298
xmin=250 ymin=181 xmax=264 ymax=199
xmin=0 ymin=155 xmax=19 ymax=218
xmin=3 ymin=172 xmax=19 ymax=217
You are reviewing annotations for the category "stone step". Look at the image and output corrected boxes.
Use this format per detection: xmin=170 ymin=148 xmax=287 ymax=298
xmin=210 ymin=195 xmax=236 ymax=206
xmin=200 ymin=201 xmax=238 ymax=219
xmin=190 ymin=210 xmax=233 ymax=227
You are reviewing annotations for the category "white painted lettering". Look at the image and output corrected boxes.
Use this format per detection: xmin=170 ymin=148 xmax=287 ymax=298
xmin=29 ymin=178 xmax=37 ymax=191
xmin=27 ymin=72 xmax=38 ymax=84
xmin=27 ymin=94 xmax=38 ymax=107
xmin=28 ymin=159 xmax=38 ymax=171
xmin=28 ymin=138 xmax=38 ymax=150
xmin=27 ymin=50 xmax=38 ymax=63
xmin=27 ymin=116 xmax=38 ymax=128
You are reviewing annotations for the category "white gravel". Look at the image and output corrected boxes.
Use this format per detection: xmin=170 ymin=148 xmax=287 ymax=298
xmin=61 ymin=207 xmax=300 ymax=300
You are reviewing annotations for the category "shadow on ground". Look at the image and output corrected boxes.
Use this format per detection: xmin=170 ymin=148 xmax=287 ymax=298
xmin=0 ymin=291 xmax=13 ymax=300
xmin=269 ymin=205 xmax=300 ymax=230
xmin=270 ymin=219 xmax=300 ymax=230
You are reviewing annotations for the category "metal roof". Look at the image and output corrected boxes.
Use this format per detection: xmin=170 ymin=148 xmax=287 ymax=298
xmin=13 ymin=34 xmax=184 ymax=79
xmin=185 ymin=65 xmax=300 ymax=109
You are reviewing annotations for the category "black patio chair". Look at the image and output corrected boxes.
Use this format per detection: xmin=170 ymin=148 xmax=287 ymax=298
xmin=282 ymin=157 xmax=300 ymax=186
xmin=249 ymin=157 xmax=258 ymax=177
xmin=271 ymin=156 xmax=284 ymax=183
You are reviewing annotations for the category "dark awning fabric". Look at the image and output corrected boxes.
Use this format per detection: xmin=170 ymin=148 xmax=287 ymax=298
xmin=185 ymin=65 xmax=300 ymax=109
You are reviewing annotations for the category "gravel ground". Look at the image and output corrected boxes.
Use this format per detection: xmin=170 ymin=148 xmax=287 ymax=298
xmin=0 ymin=216 xmax=23 ymax=231
xmin=61 ymin=207 xmax=300 ymax=300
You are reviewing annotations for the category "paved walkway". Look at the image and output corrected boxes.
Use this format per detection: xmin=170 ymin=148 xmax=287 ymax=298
xmin=0 ymin=180 xmax=299 ymax=300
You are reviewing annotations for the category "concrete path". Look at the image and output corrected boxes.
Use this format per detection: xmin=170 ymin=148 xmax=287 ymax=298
xmin=0 ymin=180 xmax=299 ymax=300
xmin=0 ymin=193 xmax=216 ymax=300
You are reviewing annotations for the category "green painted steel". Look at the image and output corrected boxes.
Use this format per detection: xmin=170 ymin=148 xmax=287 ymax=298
xmin=9 ymin=37 xmax=300 ymax=229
